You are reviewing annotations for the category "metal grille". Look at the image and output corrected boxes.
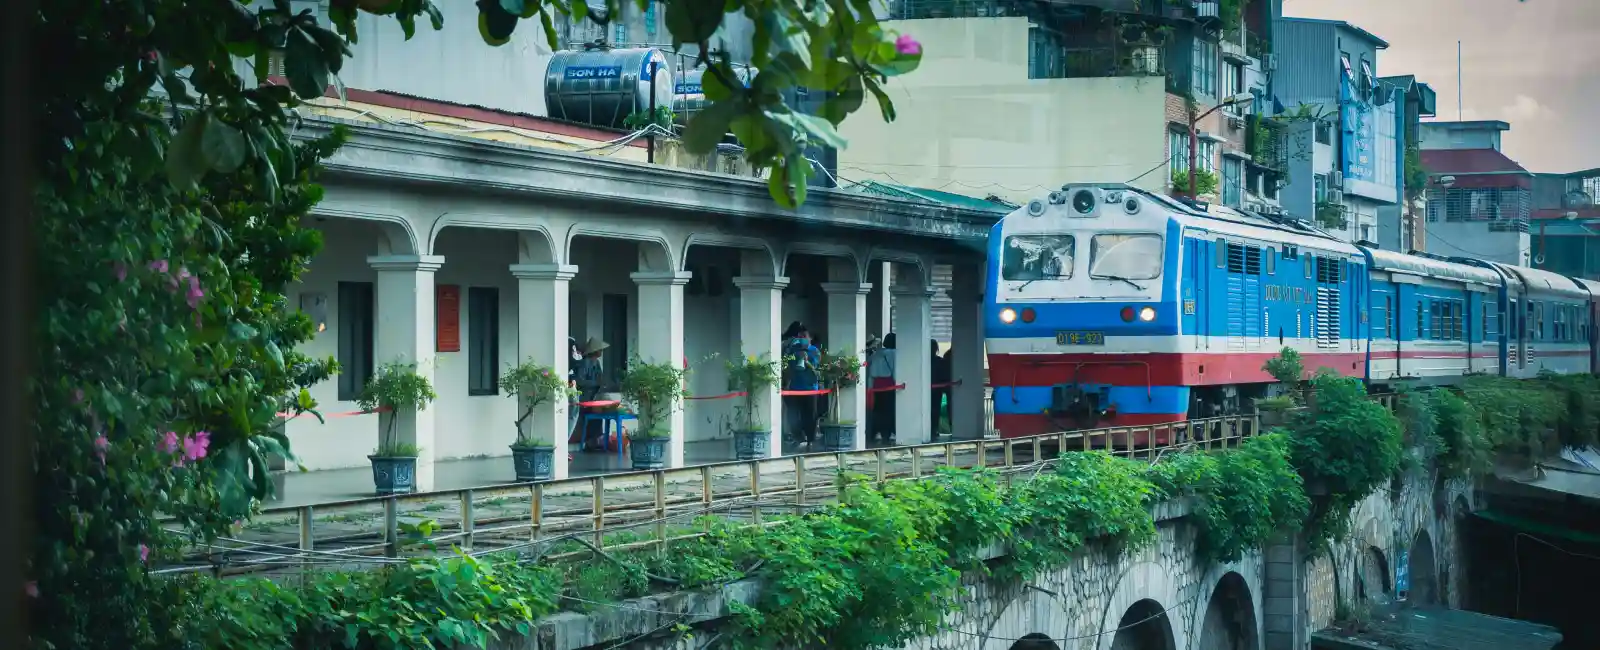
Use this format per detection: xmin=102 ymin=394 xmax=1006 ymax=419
xmin=1316 ymin=288 xmax=1341 ymax=349
xmin=1423 ymin=187 xmax=1531 ymax=233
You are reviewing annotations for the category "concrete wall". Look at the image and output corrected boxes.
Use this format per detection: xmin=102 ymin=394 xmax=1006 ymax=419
xmin=1424 ymin=221 xmax=1530 ymax=266
xmin=835 ymin=18 xmax=1171 ymax=204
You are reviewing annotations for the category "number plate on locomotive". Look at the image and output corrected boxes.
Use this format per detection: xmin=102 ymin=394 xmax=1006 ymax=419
xmin=1055 ymin=331 xmax=1105 ymax=346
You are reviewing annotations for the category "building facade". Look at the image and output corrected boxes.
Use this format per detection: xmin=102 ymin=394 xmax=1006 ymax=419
xmin=835 ymin=0 xmax=1283 ymax=209
xmin=1377 ymin=74 xmax=1437 ymax=252
xmin=1530 ymin=168 xmax=1600 ymax=279
xmin=1419 ymin=121 xmax=1534 ymax=266
xmin=1272 ymin=17 xmax=1402 ymax=243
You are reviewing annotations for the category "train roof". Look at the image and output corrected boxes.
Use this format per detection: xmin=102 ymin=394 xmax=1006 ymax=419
xmin=1493 ymin=262 xmax=1590 ymax=300
xmin=1118 ymin=188 xmax=1364 ymax=257
xmin=1364 ymin=248 xmax=1502 ymax=287
xmin=1570 ymin=277 xmax=1600 ymax=299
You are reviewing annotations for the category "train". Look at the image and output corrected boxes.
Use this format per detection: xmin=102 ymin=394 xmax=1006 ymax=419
xmin=983 ymin=183 xmax=1600 ymax=438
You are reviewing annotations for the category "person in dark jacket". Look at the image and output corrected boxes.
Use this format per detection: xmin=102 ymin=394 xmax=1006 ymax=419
xmin=782 ymin=324 xmax=822 ymax=446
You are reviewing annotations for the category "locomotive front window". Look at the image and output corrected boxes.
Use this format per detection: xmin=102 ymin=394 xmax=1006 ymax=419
xmin=1089 ymin=234 xmax=1164 ymax=281
xmin=1001 ymin=235 xmax=1075 ymax=281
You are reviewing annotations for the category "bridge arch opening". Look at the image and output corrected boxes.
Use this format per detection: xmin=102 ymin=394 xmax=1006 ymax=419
xmin=1409 ymin=528 xmax=1439 ymax=605
xmin=1010 ymin=632 xmax=1062 ymax=650
xmin=1109 ymin=598 xmax=1176 ymax=650
xmin=1196 ymin=571 xmax=1258 ymax=650
xmin=1358 ymin=545 xmax=1392 ymax=602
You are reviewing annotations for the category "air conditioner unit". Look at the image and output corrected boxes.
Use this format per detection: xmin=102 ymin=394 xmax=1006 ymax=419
xmin=1327 ymin=189 xmax=1345 ymax=204
xmin=1128 ymin=47 xmax=1161 ymax=75
xmin=1330 ymin=171 xmax=1345 ymax=188
xmin=1227 ymin=114 xmax=1246 ymax=129
xmin=1264 ymin=53 xmax=1278 ymax=71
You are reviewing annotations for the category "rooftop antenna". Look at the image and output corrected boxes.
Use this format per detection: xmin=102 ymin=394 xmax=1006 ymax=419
xmin=1457 ymin=40 xmax=1463 ymax=121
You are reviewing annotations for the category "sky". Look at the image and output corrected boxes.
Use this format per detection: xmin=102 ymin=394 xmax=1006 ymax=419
xmin=1282 ymin=0 xmax=1599 ymax=174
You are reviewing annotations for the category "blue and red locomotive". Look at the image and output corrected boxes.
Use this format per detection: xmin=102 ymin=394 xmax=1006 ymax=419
xmin=985 ymin=183 xmax=1597 ymax=439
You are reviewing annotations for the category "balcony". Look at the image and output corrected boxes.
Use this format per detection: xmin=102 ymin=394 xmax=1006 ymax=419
xmin=1245 ymin=114 xmax=1287 ymax=170
xmin=1194 ymin=0 xmax=1221 ymax=20
xmin=1033 ymin=45 xmax=1167 ymax=79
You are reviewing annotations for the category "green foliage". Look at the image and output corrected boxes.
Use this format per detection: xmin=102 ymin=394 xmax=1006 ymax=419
xmin=1315 ymin=200 xmax=1349 ymax=230
xmin=818 ymin=350 xmax=864 ymax=423
xmin=620 ymin=356 xmax=690 ymax=437
xmin=1263 ymin=347 xmax=1305 ymax=385
xmin=358 ymin=361 xmax=439 ymax=456
xmin=1151 ymin=434 xmax=1310 ymax=563
xmin=622 ymin=106 xmax=676 ymax=132
xmin=323 ymin=0 xmax=923 ymax=206
xmin=1171 ymin=166 xmax=1220 ymax=197
xmin=1459 ymin=375 xmax=1563 ymax=461
xmin=1287 ymin=372 xmax=1404 ymax=543
xmin=1404 ymin=144 xmax=1428 ymax=200
xmin=500 ymin=360 xmax=573 ymax=448
xmin=1003 ymin=453 xmax=1160 ymax=579
xmin=197 ymin=552 xmax=564 ymax=650
xmin=726 ymin=352 xmax=782 ymax=431
xmin=1542 ymin=373 xmax=1600 ymax=450
xmin=1254 ymin=395 xmax=1296 ymax=412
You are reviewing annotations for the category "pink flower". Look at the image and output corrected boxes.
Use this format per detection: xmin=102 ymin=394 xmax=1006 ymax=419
xmin=94 ymin=434 xmax=109 ymax=464
xmin=138 ymin=544 xmax=149 ymax=563
xmin=72 ymin=389 xmax=84 ymax=404
xmin=182 ymin=431 xmax=210 ymax=463
xmin=161 ymin=431 xmax=179 ymax=454
xmin=148 ymin=259 xmax=169 ymax=274
xmin=24 ymin=581 xmax=38 ymax=598
xmin=895 ymin=34 xmax=921 ymax=56
xmin=113 ymin=262 xmax=127 ymax=282
xmin=185 ymin=275 xmax=204 ymax=309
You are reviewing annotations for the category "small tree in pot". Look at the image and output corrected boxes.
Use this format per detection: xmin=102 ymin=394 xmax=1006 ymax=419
xmin=817 ymin=351 xmax=863 ymax=451
xmin=500 ymin=360 xmax=573 ymax=481
xmin=726 ymin=352 xmax=782 ymax=460
xmin=620 ymin=357 xmax=690 ymax=470
xmin=1255 ymin=347 xmax=1305 ymax=429
xmin=358 ymin=360 xmax=438 ymax=495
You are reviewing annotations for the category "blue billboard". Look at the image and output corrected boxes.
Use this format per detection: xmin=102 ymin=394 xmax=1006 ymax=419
xmin=1340 ymin=66 xmax=1399 ymax=202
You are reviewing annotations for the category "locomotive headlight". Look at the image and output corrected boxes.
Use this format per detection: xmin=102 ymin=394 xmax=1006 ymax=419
xmin=999 ymin=308 xmax=1018 ymax=324
xmin=1138 ymin=306 xmax=1157 ymax=322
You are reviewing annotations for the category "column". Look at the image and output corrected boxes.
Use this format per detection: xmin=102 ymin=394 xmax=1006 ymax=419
xmin=733 ymin=274 xmax=788 ymax=457
xmin=631 ymin=270 xmax=691 ymax=467
xmin=821 ymin=280 xmax=870 ymax=449
xmin=511 ymin=263 xmax=578 ymax=479
xmin=367 ymin=254 xmax=445 ymax=491
xmin=892 ymin=279 xmax=935 ymax=445
xmin=950 ymin=262 xmax=987 ymax=440
xmin=1262 ymin=534 xmax=1309 ymax=650
xmin=867 ymin=261 xmax=892 ymax=338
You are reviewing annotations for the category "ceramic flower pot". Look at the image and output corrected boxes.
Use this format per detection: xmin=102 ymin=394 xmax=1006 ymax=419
xmin=819 ymin=423 xmax=857 ymax=452
xmin=368 ymin=455 xmax=417 ymax=495
xmin=732 ymin=429 xmax=770 ymax=460
xmin=510 ymin=445 xmax=554 ymax=482
xmin=630 ymin=437 xmax=669 ymax=470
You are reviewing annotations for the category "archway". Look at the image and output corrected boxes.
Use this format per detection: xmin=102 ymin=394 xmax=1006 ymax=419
xmin=1196 ymin=572 xmax=1259 ymax=650
xmin=1109 ymin=598 xmax=1177 ymax=650
xmin=1357 ymin=546 xmax=1392 ymax=602
xmin=1409 ymin=529 xmax=1440 ymax=605
xmin=1010 ymin=632 xmax=1062 ymax=650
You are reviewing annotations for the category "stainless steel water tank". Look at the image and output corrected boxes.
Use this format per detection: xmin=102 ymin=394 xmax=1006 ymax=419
xmin=544 ymin=48 xmax=675 ymax=130
xmin=671 ymin=65 xmax=755 ymax=124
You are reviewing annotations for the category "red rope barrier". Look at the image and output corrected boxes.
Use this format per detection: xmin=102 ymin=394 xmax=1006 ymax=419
xmin=686 ymin=391 xmax=746 ymax=401
xmin=275 ymin=406 xmax=390 ymax=420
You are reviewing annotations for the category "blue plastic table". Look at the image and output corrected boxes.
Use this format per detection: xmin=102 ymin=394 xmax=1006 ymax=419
xmin=582 ymin=410 xmax=638 ymax=463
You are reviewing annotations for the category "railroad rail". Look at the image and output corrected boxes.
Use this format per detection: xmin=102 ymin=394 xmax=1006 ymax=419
xmin=156 ymin=413 xmax=1298 ymax=576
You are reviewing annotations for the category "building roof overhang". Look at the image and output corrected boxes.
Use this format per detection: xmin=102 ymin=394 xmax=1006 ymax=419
xmin=294 ymin=115 xmax=1000 ymax=242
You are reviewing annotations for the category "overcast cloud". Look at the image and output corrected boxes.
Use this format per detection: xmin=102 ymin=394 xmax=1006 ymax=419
xmin=1282 ymin=0 xmax=1598 ymax=173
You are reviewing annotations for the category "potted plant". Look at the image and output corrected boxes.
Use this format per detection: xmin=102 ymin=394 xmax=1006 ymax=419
xmin=620 ymin=357 xmax=689 ymax=470
xmin=726 ymin=352 xmax=781 ymax=460
xmin=1258 ymin=347 xmax=1306 ymax=428
xmin=816 ymin=350 xmax=863 ymax=451
xmin=500 ymin=359 xmax=573 ymax=482
xmin=358 ymin=360 xmax=438 ymax=495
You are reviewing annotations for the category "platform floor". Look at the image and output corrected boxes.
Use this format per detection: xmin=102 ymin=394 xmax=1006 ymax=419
xmin=266 ymin=436 xmax=930 ymax=508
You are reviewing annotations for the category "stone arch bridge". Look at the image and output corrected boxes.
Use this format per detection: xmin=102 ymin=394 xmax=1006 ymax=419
xmin=501 ymin=471 xmax=1474 ymax=650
